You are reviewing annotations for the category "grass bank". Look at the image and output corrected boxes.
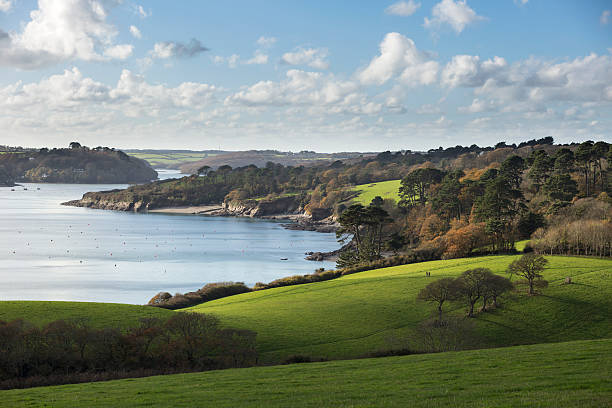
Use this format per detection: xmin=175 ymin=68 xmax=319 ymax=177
xmin=2 ymin=338 xmax=610 ymax=407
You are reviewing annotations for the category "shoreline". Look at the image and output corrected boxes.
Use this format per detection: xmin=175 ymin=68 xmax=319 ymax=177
xmin=148 ymin=205 xmax=223 ymax=214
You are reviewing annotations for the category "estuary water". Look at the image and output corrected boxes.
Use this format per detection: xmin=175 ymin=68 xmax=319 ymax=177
xmin=0 ymin=170 xmax=338 ymax=304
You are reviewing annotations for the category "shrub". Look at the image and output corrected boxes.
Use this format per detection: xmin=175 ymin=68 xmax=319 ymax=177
xmin=148 ymin=282 xmax=252 ymax=309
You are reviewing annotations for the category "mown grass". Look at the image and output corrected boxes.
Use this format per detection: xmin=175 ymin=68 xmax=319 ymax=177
xmin=188 ymin=255 xmax=612 ymax=362
xmin=352 ymin=179 xmax=401 ymax=205
xmin=2 ymin=338 xmax=610 ymax=407
xmin=0 ymin=301 xmax=174 ymax=329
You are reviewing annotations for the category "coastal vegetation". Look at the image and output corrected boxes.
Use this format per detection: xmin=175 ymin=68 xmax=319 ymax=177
xmin=0 ymin=143 xmax=157 ymax=184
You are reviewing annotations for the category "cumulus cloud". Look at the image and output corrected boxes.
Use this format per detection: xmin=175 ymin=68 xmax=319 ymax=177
xmin=0 ymin=0 xmax=133 ymax=69
xmin=256 ymin=36 xmax=277 ymax=48
xmin=225 ymin=69 xmax=381 ymax=115
xmin=103 ymin=44 xmax=133 ymax=60
xmin=213 ymin=54 xmax=240 ymax=68
xmin=458 ymin=98 xmax=497 ymax=113
xmin=357 ymin=32 xmax=438 ymax=86
xmin=281 ymin=48 xmax=329 ymax=70
xmin=444 ymin=53 xmax=612 ymax=115
xmin=0 ymin=0 xmax=14 ymax=12
xmin=246 ymin=50 xmax=268 ymax=65
xmin=601 ymin=10 xmax=610 ymax=25
xmin=0 ymin=67 xmax=218 ymax=121
xmin=151 ymin=39 xmax=208 ymax=59
xmin=441 ymin=55 xmax=507 ymax=87
xmin=424 ymin=0 xmax=485 ymax=34
xmin=385 ymin=1 xmax=421 ymax=16
xmin=129 ymin=25 xmax=142 ymax=39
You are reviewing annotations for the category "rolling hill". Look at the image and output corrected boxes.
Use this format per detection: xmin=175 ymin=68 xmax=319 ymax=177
xmin=187 ymin=255 xmax=612 ymax=362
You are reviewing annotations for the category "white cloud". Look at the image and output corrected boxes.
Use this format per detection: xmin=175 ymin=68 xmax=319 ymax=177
xmin=281 ymin=48 xmax=329 ymax=70
xmin=225 ymin=69 xmax=380 ymax=115
xmin=0 ymin=0 xmax=14 ymax=12
xmin=151 ymin=39 xmax=208 ymax=59
xmin=246 ymin=50 xmax=268 ymax=65
xmin=385 ymin=1 xmax=421 ymax=17
xmin=135 ymin=4 xmax=150 ymax=18
xmin=458 ymin=98 xmax=497 ymax=113
xmin=601 ymin=10 xmax=610 ymax=25
xmin=0 ymin=0 xmax=133 ymax=69
xmin=441 ymin=55 xmax=507 ymax=88
xmin=357 ymin=32 xmax=438 ymax=86
xmin=424 ymin=0 xmax=485 ymax=34
xmin=514 ymin=0 xmax=528 ymax=6
xmin=451 ymin=53 xmax=612 ymax=115
xmin=0 ymin=68 xmax=218 ymax=121
xmin=129 ymin=25 xmax=142 ymax=39
xmin=256 ymin=36 xmax=277 ymax=48
xmin=214 ymin=54 xmax=240 ymax=68
xmin=103 ymin=44 xmax=133 ymax=60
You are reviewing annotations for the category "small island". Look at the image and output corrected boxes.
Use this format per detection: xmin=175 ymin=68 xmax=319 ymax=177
xmin=0 ymin=142 xmax=157 ymax=184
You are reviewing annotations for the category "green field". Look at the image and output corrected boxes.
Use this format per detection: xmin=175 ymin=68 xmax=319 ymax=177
xmin=127 ymin=152 xmax=216 ymax=168
xmin=188 ymin=255 xmax=612 ymax=362
xmin=0 ymin=301 xmax=174 ymax=329
xmin=2 ymin=338 xmax=610 ymax=407
xmin=352 ymin=179 xmax=401 ymax=205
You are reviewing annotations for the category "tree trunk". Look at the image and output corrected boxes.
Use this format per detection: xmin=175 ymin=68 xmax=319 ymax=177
xmin=438 ymin=304 xmax=443 ymax=322
xmin=528 ymin=279 xmax=534 ymax=295
xmin=468 ymin=300 xmax=476 ymax=317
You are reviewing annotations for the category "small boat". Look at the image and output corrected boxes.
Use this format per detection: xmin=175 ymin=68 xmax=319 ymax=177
xmin=280 ymin=258 xmax=288 ymax=261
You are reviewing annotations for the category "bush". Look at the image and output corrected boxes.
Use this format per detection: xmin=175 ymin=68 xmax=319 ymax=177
xmin=281 ymin=355 xmax=328 ymax=364
xmin=148 ymin=282 xmax=252 ymax=309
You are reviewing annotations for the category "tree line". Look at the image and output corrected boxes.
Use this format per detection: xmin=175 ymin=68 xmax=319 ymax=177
xmin=0 ymin=313 xmax=256 ymax=389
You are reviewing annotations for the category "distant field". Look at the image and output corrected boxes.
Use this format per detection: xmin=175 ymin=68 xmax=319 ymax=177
xmin=352 ymin=179 xmax=401 ymax=205
xmin=189 ymin=255 xmax=612 ymax=362
xmin=127 ymin=152 xmax=218 ymax=168
xmin=2 ymin=338 xmax=610 ymax=407
xmin=0 ymin=301 xmax=174 ymax=329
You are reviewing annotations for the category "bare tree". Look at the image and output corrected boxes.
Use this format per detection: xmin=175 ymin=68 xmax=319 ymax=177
xmin=417 ymin=278 xmax=461 ymax=322
xmin=507 ymin=253 xmax=548 ymax=295
xmin=455 ymin=268 xmax=493 ymax=317
xmin=481 ymin=274 xmax=514 ymax=311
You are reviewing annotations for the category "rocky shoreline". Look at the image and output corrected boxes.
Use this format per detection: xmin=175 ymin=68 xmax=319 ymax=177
xmin=63 ymin=194 xmax=338 ymax=233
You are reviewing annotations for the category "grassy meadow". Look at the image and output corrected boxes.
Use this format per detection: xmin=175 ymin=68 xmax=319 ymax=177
xmin=2 ymin=338 xmax=610 ymax=407
xmin=0 ymin=301 xmax=174 ymax=329
xmin=188 ymin=255 xmax=612 ymax=362
xmin=352 ymin=179 xmax=401 ymax=205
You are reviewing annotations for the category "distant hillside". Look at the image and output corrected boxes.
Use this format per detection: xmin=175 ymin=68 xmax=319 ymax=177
xmin=0 ymin=144 xmax=157 ymax=184
xmin=179 ymin=150 xmax=372 ymax=173
xmin=124 ymin=149 xmax=226 ymax=169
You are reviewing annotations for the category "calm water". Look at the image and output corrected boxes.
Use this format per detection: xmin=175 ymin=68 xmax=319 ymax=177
xmin=0 ymin=171 xmax=337 ymax=304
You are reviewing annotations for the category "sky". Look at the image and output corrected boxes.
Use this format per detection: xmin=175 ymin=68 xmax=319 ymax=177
xmin=0 ymin=0 xmax=610 ymax=152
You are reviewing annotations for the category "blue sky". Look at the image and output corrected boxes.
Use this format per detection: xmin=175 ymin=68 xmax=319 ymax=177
xmin=0 ymin=0 xmax=610 ymax=151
